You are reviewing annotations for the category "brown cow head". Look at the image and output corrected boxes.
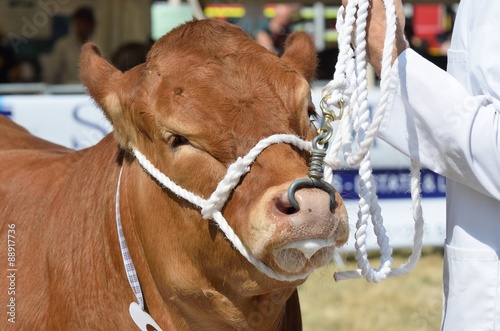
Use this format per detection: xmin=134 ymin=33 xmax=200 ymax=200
xmin=81 ymin=18 xmax=348 ymax=324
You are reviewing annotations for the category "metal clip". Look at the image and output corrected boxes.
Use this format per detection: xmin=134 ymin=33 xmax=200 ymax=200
xmin=286 ymin=94 xmax=344 ymax=212
xmin=287 ymin=135 xmax=336 ymax=211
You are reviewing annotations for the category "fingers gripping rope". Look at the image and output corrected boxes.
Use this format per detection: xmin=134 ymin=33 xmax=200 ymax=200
xmin=323 ymin=0 xmax=425 ymax=282
xmin=132 ymin=134 xmax=314 ymax=282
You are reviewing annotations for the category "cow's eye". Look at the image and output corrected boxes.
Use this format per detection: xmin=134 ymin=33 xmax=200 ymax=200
xmin=308 ymin=104 xmax=318 ymax=121
xmin=168 ymin=134 xmax=190 ymax=148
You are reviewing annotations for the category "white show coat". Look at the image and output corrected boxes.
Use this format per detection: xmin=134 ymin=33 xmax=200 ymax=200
xmin=377 ymin=1 xmax=500 ymax=329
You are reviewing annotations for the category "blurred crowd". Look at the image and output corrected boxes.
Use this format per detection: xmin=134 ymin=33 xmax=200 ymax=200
xmin=0 ymin=3 xmax=455 ymax=85
xmin=0 ymin=6 xmax=151 ymax=85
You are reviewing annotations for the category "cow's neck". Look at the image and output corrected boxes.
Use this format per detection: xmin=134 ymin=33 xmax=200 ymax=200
xmin=41 ymin=137 xmax=141 ymax=329
xmin=119 ymin=158 xmax=294 ymax=330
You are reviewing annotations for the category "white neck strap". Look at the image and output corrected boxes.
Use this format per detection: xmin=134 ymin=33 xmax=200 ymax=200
xmin=115 ymin=166 xmax=163 ymax=331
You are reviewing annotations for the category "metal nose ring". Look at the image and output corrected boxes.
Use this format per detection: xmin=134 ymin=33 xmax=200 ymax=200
xmin=287 ymin=177 xmax=336 ymax=211
xmin=287 ymin=134 xmax=336 ymax=211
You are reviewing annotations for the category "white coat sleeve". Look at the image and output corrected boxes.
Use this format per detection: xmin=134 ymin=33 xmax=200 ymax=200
xmin=378 ymin=48 xmax=500 ymax=200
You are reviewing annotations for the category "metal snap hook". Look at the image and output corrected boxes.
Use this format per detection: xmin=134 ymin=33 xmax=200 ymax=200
xmin=286 ymin=94 xmax=342 ymax=213
xmin=320 ymin=95 xmax=344 ymax=123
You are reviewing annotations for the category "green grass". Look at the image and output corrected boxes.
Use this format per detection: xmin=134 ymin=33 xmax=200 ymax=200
xmin=298 ymin=249 xmax=444 ymax=331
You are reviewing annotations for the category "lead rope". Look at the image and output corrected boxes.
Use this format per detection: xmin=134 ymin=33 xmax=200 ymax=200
xmin=322 ymin=0 xmax=424 ymax=282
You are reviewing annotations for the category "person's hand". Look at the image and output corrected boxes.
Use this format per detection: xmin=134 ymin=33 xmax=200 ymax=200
xmin=342 ymin=0 xmax=409 ymax=75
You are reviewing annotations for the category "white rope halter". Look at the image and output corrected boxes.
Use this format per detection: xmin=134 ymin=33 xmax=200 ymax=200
xmin=323 ymin=0 xmax=424 ymax=282
xmin=131 ymin=133 xmax=318 ymax=282
xmin=116 ymin=135 xmax=315 ymax=330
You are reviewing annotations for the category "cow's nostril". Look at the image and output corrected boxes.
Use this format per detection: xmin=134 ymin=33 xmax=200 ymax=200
xmin=275 ymin=193 xmax=299 ymax=215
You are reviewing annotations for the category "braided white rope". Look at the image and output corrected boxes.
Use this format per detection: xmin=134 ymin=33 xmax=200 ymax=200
xmin=132 ymin=134 xmax=314 ymax=282
xmin=323 ymin=0 xmax=424 ymax=282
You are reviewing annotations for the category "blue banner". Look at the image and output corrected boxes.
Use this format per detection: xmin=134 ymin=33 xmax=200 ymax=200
xmin=332 ymin=168 xmax=446 ymax=200
xmin=0 ymin=97 xmax=12 ymax=117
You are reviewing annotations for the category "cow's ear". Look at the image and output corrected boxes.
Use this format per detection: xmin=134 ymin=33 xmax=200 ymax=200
xmin=80 ymin=43 xmax=139 ymax=148
xmin=281 ymin=32 xmax=317 ymax=82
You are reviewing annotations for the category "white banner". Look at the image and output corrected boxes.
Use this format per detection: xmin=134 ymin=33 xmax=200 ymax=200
xmin=0 ymin=94 xmax=112 ymax=150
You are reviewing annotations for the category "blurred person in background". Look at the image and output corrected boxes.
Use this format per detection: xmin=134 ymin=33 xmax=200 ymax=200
xmin=111 ymin=42 xmax=151 ymax=73
xmin=0 ymin=23 xmax=21 ymax=83
xmin=45 ymin=6 xmax=95 ymax=84
xmin=256 ymin=4 xmax=298 ymax=56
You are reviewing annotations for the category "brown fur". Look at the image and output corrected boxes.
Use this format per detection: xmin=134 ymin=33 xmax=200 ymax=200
xmin=0 ymin=115 xmax=70 ymax=152
xmin=0 ymin=20 xmax=347 ymax=330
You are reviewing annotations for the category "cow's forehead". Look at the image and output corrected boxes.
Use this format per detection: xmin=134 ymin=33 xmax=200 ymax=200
xmin=137 ymin=20 xmax=312 ymax=160
xmin=146 ymin=69 xmax=310 ymax=162
xmin=147 ymin=51 xmax=310 ymax=127
xmin=147 ymin=19 xmax=255 ymax=63
xmin=145 ymin=20 xmax=305 ymax=87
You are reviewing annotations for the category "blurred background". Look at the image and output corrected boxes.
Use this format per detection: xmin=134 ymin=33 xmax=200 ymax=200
xmin=0 ymin=0 xmax=456 ymax=85
xmin=0 ymin=1 xmax=457 ymax=329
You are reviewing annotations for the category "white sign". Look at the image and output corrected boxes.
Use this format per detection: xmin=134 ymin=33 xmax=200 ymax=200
xmin=0 ymin=94 xmax=112 ymax=150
